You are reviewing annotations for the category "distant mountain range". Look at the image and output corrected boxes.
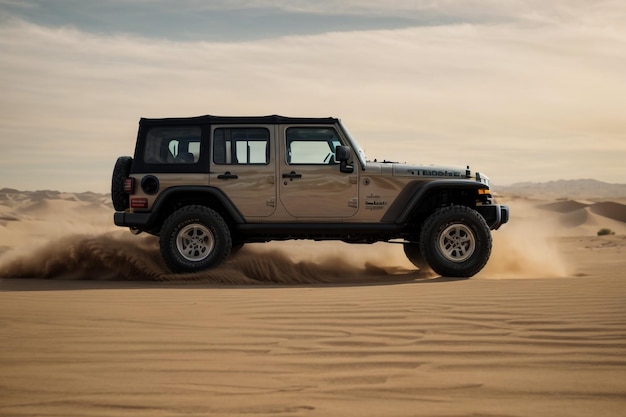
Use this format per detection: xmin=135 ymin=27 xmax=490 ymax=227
xmin=497 ymin=179 xmax=626 ymax=200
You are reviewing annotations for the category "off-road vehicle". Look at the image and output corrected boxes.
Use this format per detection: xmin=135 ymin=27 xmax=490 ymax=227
xmin=112 ymin=115 xmax=509 ymax=277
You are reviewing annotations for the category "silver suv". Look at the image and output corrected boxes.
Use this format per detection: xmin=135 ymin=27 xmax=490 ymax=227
xmin=112 ymin=115 xmax=509 ymax=277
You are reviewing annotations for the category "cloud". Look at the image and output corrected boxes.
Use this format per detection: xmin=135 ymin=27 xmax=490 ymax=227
xmin=0 ymin=2 xmax=625 ymax=191
xmin=3 ymin=0 xmax=621 ymax=42
xmin=0 ymin=0 xmax=417 ymax=41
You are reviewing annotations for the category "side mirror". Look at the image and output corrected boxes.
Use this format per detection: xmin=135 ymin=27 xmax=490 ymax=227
xmin=335 ymin=146 xmax=351 ymax=162
xmin=335 ymin=146 xmax=354 ymax=173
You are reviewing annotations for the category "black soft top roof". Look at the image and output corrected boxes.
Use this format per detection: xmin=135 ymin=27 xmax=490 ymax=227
xmin=139 ymin=114 xmax=340 ymax=126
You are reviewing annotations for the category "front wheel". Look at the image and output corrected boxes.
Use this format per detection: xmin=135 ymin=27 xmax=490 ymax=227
xmin=160 ymin=205 xmax=232 ymax=273
xmin=420 ymin=206 xmax=492 ymax=277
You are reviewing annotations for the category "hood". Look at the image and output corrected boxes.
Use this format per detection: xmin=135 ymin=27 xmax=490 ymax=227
xmin=364 ymin=161 xmax=469 ymax=179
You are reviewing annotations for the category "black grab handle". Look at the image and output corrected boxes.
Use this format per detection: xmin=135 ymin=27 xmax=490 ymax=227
xmin=282 ymin=171 xmax=302 ymax=179
xmin=217 ymin=171 xmax=238 ymax=180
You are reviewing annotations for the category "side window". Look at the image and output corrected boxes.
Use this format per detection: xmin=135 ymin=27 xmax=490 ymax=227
xmin=213 ymin=128 xmax=270 ymax=165
xmin=143 ymin=126 xmax=201 ymax=164
xmin=286 ymin=127 xmax=341 ymax=164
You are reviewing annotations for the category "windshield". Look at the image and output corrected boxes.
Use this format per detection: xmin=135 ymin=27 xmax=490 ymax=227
xmin=338 ymin=120 xmax=366 ymax=169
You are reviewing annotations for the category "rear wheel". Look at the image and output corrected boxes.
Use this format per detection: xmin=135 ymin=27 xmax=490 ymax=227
xmin=160 ymin=205 xmax=232 ymax=273
xmin=420 ymin=205 xmax=492 ymax=277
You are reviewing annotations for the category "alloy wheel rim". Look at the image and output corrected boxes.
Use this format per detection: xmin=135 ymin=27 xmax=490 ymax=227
xmin=176 ymin=224 xmax=214 ymax=262
xmin=438 ymin=223 xmax=475 ymax=262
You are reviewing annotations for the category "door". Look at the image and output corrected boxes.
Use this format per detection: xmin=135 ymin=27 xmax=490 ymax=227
xmin=278 ymin=126 xmax=358 ymax=218
xmin=209 ymin=125 xmax=276 ymax=219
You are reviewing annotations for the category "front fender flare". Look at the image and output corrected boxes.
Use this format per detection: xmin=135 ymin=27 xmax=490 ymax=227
xmin=381 ymin=180 xmax=490 ymax=224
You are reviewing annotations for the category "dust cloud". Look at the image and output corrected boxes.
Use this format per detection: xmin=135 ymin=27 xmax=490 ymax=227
xmin=0 ymin=234 xmax=425 ymax=284
xmin=480 ymin=199 xmax=569 ymax=278
xmin=0 ymin=199 xmax=574 ymax=283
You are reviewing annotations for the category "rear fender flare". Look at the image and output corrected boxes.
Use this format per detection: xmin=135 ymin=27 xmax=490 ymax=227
xmin=146 ymin=186 xmax=246 ymax=227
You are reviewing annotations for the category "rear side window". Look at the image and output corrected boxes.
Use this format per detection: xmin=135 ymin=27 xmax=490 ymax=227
xmin=143 ymin=126 xmax=201 ymax=164
xmin=213 ymin=128 xmax=270 ymax=165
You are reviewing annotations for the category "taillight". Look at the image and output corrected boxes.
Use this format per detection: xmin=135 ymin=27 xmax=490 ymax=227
xmin=130 ymin=198 xmax=148 ymax=209
xmin=124 ymin=177 xmax=135 ymax=193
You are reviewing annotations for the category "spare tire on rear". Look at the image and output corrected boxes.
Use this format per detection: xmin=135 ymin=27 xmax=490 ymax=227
xmin=111 ymin=156 xmax=133 ymax=211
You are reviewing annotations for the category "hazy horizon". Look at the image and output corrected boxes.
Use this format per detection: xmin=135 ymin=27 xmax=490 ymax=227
xmin=1 ymin=1 xmax=625 ymax=192
xmin=2 ymin=177 xmax=626 ymax=197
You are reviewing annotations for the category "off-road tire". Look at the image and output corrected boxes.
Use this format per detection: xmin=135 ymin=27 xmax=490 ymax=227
xmin=160 ymin=205 xmax=232 ymax=273
xmin=111 ymin=156 xmax=132 ymax=211
xmin=403 ymin=243 xmax=432 ymax=272
xmin=420 ymin=205 xmax=492 ymax=277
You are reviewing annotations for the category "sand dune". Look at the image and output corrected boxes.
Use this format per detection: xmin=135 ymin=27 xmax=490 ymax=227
xmin=0 ymin=189 xmax=116 ymax=252
xmin=1 ymin=188 xmax=626 ymax=416
xmin=538 ymin=200 xmax=590 ymax=213
xmin=534 ymin=199 xmax=626 ymax=236
xmin=590 ymin=201 xmax=626 ymax=223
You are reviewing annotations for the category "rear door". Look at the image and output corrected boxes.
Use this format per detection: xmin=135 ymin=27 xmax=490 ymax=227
xmin=209 ymin=125 xmax=276 ymax=219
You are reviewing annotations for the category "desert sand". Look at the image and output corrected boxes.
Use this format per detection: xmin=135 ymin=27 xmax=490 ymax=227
xmin=1 ymin=188 xmax=625 ymax=416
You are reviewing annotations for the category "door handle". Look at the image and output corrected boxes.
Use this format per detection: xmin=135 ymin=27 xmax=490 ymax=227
xmin=282 ymin=171 xmax=302 ymax=179
xmin=217 ymin=171 xmax=238 ymax=180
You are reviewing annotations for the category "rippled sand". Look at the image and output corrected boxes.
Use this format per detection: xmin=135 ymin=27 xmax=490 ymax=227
xmin=1 ymin=190 xmax=625 ymax=416
xmin=1 ymin=236 xmax=626 ymax=417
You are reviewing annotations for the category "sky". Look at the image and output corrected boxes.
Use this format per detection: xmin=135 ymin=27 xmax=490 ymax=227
xmin=0 ymin=0 xmax=625 ymax=192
